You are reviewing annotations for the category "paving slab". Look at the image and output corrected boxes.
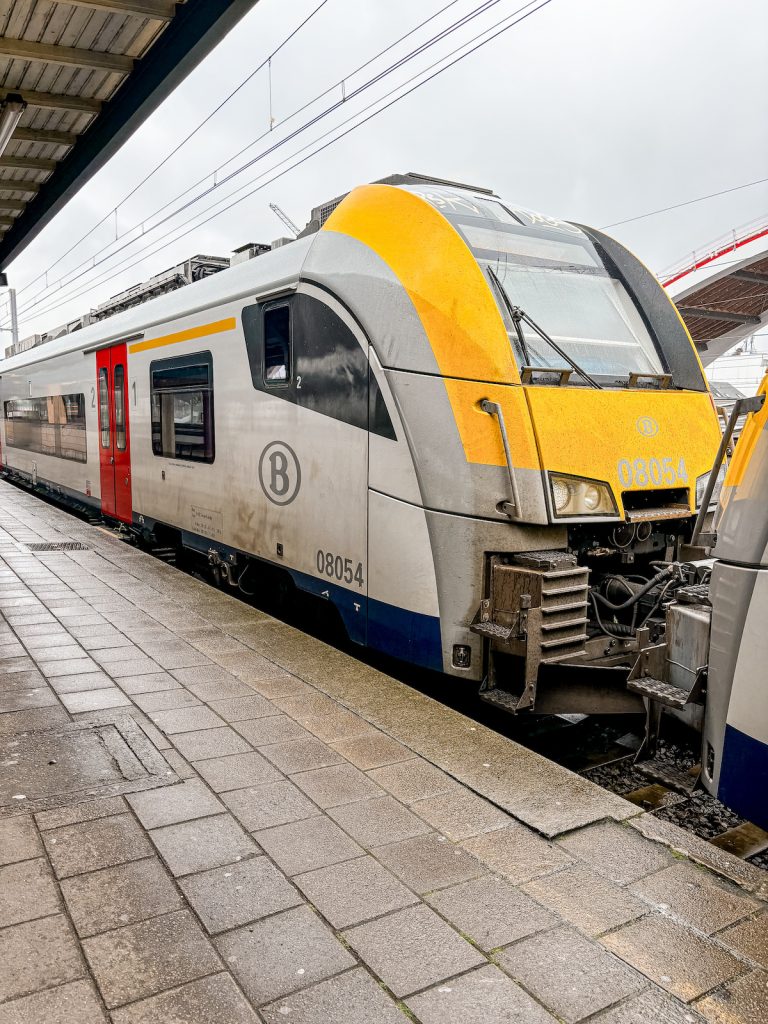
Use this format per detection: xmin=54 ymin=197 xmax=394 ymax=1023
xmin=207 ymin=694 xmax=275 ymax=721
xmin=127 ymin=779 xmax=223 ymax=829
xmin=43 ymin=813 xmax=154 ymax=878
xmin=601 ymin=915 xmax=743 ymax=1002
xmin=295 ymin=854 xmax=419 ymax=928
xmin=171 ymin=725 xmax=253 ymax=762
xmin=216 ymin=904 xmax=355 ymax=1005
xmin=630 ymin=861 xmax=761 ymax=934
xmin=0 ymin=979 xmax=107 ymax=1024
xmin=406 ymin=964 xmax=558 ymax=1024
xmin=328 ymin=794 xmax=431 ymax=847
xmin=694 ymin=970 xmax=768 ymax=1024
xmin=0 ymin=914 xmax=86 ymax=1003
xmin=343 ymin=903 xmax=485 ymax=998
xmin=522 ymin=863 xmax=647 ymax=936
xmin=82 ymin=909 xmax=221 ymax=1008
xmin=193 ymin=749 xmax=283 ymax=792
xmin=60 ymin=856 xmax=183 ymax=936
xmin=35 ymin=794 xmax=126 ymax=831
xmin=411 ymin=787 xmax=512 ymax=841
xmin=223 ymin=779 xmax=319 ymax=831
xmin=260 ymin=967 xmax=408 ymax=1024
xmin=290 ymin=761 xmax=384 ymax=807
xmin=148 ymin=706 xmax=224 ymax=735
xmin=590 ymin=987 xmax=708 ymax=1023
xmin=374 ymin=831 xmax=487 ymax=893
xmin=717 ymin=913 xmax=768 ymax=969
xmin=461 ymin=822 xmax=573 ymax=884
xmin=179 ymin=855 xmax=303 ymax=933
xmin=235 ymin=714 xmax=314 ymax=746
xmin=557 ymin=818 xmax=674 ymax=884
xmin=424 ymin=872 xmax=557 ymax=951
xmin=255 ymin=815 xmax=364 ymax=875
xmin=149 ymin=812 xmax=260 ymax=876
xmin=0 ymin=856 xmax=61 ymax=927
xmin=110 ymin=973 xmax=261 ymax=1024
xmin=58 ymin=688 xmax=132 ymax=713
xmin=331 ymin=731 xmax=416 ymax=770
xmin=259 ymin=736 xmax=345 ymax=774
xmin=0 ymin=814 xmax=43 ymax=864
xmin=497 ymin=925 xmax=645 ymax=1023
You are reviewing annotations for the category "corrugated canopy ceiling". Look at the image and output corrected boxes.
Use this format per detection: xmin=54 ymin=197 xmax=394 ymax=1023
xmin=0 ymin=0 xmax=258 ymax=270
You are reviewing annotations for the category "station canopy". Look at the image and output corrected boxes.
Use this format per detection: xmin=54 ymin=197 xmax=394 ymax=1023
xmin=663 ymin=219 xmax=768 ymax=366
xmin=0 ymin=0 xmax=258 ymax=271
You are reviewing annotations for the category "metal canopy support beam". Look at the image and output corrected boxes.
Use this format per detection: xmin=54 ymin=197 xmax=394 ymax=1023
xmin=0 ymin=38 xmax=134 ymax=74
xmin=0 ymin=0 xmax=259 ymax=270
xmin=0 ymin=198 xmax=27 ymax=211
xmin=0 ymin=88 xmax=101 ymax=114
xmin=677 ymin=306 xmax=762 ymax=326
xmin=0 ymin=216 xmax=16 ymax=227
xmin=0 ymin=181 xmax=40 ymax=195
xmin=61 ymin=0 xmax=175 ymax=19
xmin=0 ymin=156 xmax=56 ymax=172
xmin=733 ymin=269 xmax=768 ymax=285
xmin=13 ymin=127 xmax=78 ymax=147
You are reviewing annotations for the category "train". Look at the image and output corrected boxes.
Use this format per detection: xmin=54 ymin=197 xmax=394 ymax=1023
xmin=0 ymin=172 xmax=723 ymax=719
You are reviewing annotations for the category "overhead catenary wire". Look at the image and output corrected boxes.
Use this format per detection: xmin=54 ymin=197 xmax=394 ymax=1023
xmin=601 ymin=176 xmax=768 ymax=230
xmin=12 ymin=0 xmax=553 ymax=330
xmin=11 ymin=0 xmax=334 ymax=299
xmin=9 ymin=0 xmax=483 ymax=319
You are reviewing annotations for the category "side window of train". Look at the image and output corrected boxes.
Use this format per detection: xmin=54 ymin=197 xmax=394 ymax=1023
xmin=149 ymin=351 xmax=214 ymax=463
xmin=263 ymin=303 xmax=291 ymax=385
xmin=241 ymin=293 xmax=396 ymax=440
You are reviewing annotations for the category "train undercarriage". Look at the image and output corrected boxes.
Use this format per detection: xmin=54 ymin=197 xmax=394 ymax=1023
xmin=473 ymin=515 xmax=713 ymax=718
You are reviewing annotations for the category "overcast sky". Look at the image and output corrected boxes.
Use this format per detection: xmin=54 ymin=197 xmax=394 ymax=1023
xmin=4 ymin=0 xmax=768 ymax=339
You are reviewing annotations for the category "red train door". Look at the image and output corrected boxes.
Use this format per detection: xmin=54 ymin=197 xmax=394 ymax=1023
xmin=96 ymin=342 xmax=132 ymax=522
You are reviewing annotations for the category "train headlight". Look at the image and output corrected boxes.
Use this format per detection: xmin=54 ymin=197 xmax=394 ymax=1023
xmin=549 ymin=473 xmax=617 ymax=518
xmin=696 ymin=466 xmax=726 ymax=509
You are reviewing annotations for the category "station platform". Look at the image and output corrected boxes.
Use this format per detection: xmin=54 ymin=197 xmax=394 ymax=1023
xmin=0 ymin=478 xmax=766 ymax=1024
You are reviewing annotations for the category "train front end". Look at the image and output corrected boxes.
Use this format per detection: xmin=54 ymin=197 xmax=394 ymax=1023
xmin=431 ymin=186 xmax=722 ymax=711
xmin=323 ymin=178 xmax=721 ymax=712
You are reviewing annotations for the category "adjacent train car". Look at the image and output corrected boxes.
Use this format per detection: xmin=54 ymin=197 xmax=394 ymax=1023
xmin=0 ymin=174 xmax=722 ymax=712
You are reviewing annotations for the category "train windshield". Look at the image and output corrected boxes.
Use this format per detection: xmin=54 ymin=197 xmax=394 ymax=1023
xmin=404 ymin=187 xmax=666 ymax=383
xmin=471 ymin=224 xmax=664 ymax=380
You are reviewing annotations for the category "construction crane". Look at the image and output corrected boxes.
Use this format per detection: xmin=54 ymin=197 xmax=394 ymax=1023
xmin=269 ymin=203 xmax=301 ymax=238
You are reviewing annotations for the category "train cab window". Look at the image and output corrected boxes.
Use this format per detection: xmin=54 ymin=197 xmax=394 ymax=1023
xmin=114 ymin=365 xmax=127 ymax=451
xmin=150 ymin=351 xmax=214 ymax=463
xmin=98 ymin=368 xmax=110 ymax=448
xmin=264 ymin=304 xmax=291 ymax=384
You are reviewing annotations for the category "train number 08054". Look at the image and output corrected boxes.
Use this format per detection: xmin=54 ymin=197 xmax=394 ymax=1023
xmin=316 ymin=549 xmax=364 ymax=588
xmin=617 ymin=456 xmax=688 ymax=488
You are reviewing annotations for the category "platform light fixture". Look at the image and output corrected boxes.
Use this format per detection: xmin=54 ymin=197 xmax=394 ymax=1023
xmin=0 ymin=94 xmax=26 ymax=159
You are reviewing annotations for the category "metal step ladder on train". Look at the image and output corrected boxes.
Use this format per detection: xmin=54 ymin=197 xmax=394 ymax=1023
xmin=627 ymin=584 xmax=710 ymax=774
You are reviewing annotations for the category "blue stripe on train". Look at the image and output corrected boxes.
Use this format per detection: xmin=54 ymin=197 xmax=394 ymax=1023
xmin=717 ymin=723 xmax=768 ymax=830
xmin=290 ymin=567 xmax=443 ymax=672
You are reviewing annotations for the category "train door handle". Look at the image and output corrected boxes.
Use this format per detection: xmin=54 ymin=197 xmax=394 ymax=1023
xmin=124 ymin=476 xmax=129 ymax=486
xmin=109 ymin=456 xmax=115 ymax=465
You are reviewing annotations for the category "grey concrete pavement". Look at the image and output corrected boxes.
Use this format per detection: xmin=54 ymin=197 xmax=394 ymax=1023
xmin=0 ymin=479 xmax=766 ymax=1023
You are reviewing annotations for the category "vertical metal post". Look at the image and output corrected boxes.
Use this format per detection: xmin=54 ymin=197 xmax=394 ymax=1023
xmin=8 ymin=286 xmax=18 ymax=349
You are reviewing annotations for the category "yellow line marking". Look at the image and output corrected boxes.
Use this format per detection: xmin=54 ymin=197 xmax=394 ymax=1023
xmin=128 ymin=317 xmax=236 ymax=354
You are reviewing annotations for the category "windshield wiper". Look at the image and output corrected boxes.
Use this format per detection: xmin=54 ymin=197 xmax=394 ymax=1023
xmin=487 ymin=268 xmax=602 ymax=389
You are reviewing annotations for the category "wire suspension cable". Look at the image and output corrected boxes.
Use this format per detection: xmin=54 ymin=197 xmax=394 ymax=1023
xmin=10 ymin=0 xmax=474 ymax=317
xmin=14 ymin=0 xmax=554 ymax=332
xmin=13 ymin=0 xmax=548 ymax=328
